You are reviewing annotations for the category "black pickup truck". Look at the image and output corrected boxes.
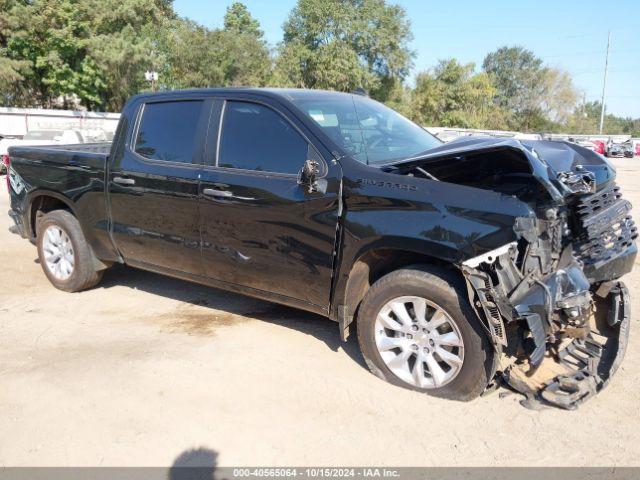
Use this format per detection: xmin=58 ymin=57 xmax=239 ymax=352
xmin=6 ymin=88 xmax=637 ymax=408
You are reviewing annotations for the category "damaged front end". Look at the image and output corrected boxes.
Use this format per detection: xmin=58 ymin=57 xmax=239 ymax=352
xmin=389 ymin=138 xmax=637 ymax=409
xmin=460 ymin=162 xmax=636 ymax=409
xmin=462 ymin=242 xmax=632 ymax=410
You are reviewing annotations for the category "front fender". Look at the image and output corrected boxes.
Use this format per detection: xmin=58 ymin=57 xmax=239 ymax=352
xmin=330 ymin=169 xmax=535 ymax=319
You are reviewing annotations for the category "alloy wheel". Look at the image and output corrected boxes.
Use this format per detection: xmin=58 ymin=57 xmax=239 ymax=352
xmin=42 ymin=225 xmax=75 ymax=281
xmin=374 ymin=295 xmax=465 ymax=388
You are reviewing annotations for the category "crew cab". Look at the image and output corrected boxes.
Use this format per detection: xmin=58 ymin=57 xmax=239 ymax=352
xmin=6 ymin=88 xmax=636 ymax=408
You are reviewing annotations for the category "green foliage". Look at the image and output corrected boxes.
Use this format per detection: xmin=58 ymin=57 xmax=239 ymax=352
xmin=410 ymin=59 xmax=507 ymax=129
xmin=481 ymin=46 xmax=581 ymax=131
xmin=482 ymin=46 xmax=544 ymax=113
xmin=160 ymin=19 xmax=224 ymax=89
xmin=0 ymin=0 xmax=169 ymax=110
xmin=1 ymin=0 xmax=97 ymax=107
xmin=224 ymin=2 xmax=263 ymax=38
xmin=274 ymin=0 xmax=413 ymax=101
xmin=567 ymin=101 xmax=640 ymax=136
xmin=160 ymin=15 xmax=270 ymax=90
xmin=0 ymin=1 xmax=29 ymax=104
xmin=85 ymin=0 xmax=170 ymax=111
xmin=0 ymin=0 xmax=638 ymax=135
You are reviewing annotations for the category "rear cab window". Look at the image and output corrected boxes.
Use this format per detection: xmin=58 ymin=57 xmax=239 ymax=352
xmin=134 ymin=100 xmax=205 ymax=164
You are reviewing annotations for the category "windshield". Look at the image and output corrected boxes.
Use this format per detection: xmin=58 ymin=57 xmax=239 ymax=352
xmin=23 ymin=130 xmax=63 ymax=140
xmin=292 ymin=95 xmax=441 ymax=164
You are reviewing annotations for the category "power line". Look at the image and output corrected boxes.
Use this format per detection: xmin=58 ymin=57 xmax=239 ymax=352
xmin=572 ymin=67 xmax=640 ymax=75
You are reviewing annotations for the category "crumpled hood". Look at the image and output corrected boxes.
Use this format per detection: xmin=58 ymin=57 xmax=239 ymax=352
xmin=519 ymin=139 xmax=616 ymax=187
xmin=392 ymin=136 xmax=617 ymax=198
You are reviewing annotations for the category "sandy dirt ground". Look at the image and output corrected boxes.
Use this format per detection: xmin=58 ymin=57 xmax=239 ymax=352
xmin=1 ymin=158 xmax=640 ymax=467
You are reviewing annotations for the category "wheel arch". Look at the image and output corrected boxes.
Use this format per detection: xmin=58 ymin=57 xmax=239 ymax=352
xmin=27 ymin=190 xmax=78 ymax=238
xmin=332 ymin=241 xmax=457 ymax=324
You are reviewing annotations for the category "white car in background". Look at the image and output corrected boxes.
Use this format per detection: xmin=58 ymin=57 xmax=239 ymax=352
xmin=0 ymin=129 xmax=85 ymax=174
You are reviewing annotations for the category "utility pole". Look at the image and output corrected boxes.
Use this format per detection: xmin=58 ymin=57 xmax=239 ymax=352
xmin=599 ymin=31 xmax=611 ymax=134
xmin=582 ymin=91 xmax=587 ymax=131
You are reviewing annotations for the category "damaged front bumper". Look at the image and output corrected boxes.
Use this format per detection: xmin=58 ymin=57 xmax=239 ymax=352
xmin=460 ymin=183 xmax=636 ymax=409
xmin=505 ymin=281 xmax=630 ymax=410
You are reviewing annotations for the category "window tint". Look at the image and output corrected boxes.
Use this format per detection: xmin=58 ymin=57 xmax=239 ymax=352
xmin=134 ymin=101 xmax=204 ymax=163
xmin=218 ymin=101 xmax=308 ymax=174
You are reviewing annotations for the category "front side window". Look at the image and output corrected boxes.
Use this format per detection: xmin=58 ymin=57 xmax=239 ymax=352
xmin=218 ymin=101 xmax=308 ymax=174
xmin=134 ymin=100 xmax=204 ymax=163
xmin=293 ymin=95 xmax=442 ymax=165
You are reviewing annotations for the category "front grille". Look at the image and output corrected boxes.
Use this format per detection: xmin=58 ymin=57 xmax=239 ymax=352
xmin=573 ymin=183 xmax=637 ymax=269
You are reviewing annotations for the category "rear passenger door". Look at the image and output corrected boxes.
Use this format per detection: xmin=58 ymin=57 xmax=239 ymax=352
xmin=198 ymin=98 xmax=342 ymax=309
xmin=108 ymin=97 xmax=210 ymax=275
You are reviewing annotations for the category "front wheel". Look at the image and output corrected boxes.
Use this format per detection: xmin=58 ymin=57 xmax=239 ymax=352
xmin=36 ymin=210 xmax=104 ymax=292
xmin=356 ymin=265 xmax=495 ymax=401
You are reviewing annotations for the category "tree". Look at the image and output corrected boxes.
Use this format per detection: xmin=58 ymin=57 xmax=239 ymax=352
xmin=482 ymin=46 xmax=581 ymax=131
xmin=482 ymin=46 xmax=543 ymax=106
xmin=84 ymin=0 xmax=174 ymax=111
xmin=161 ymin=6 xmax=270 ymax=91
xmin=537 ymin=68 xmax=579 ymax=125
xmin=220 ymin=2 xmax=270 ymax=86
xmin=223 ymin=2 xmax=263 ymax=38
xmin=0 ymin=0 xmax=173 ymax=110
xmin=411 ymin=59 xmax=507 ymax=129
xmin=567 ymin=100 xmax=640 ymax=136
xmin=0 ymin=0 xmax=30 ymax=105
xmin=0 ymin=0 xmax=100 ymax=108
xmin=273 ymin=0 xmax=413 ymax=101
xmin=482 ymin=46 xmax=547 ymax=129
xmin=160 ymin=19 xmax=225 ymax=89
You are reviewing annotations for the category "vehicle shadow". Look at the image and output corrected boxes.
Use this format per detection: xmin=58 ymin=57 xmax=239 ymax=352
xmin=99 ymin=263 xmax=366 ymax=369
xmin=169 ymin=447 xmax=218 ymax=480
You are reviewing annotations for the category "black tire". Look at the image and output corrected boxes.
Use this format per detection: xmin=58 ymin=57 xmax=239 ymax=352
xmin=356 ymin=265 xmax=495 ymax=401
xmin=36 ymin=210 xmax=104 ymax=292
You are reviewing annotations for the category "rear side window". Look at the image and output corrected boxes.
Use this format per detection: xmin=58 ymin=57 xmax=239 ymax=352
xmin=134 ymin=100 xmax=204 ymax=164
xmin=218 ymin=101 xmax=307 ymax=174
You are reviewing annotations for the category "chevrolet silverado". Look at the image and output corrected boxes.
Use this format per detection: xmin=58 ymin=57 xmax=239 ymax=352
xmin=6 ymin=88 xmax=637 ymax=408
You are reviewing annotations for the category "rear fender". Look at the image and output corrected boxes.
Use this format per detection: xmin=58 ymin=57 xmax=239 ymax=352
xmin=26 ymin=189 xmax=78 ymax=238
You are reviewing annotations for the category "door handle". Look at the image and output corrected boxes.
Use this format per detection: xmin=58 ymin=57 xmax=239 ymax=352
xmin=113 ymin=176 xmax=135 ymax=186
xmin=203 ymin=188 xmax=233 ymax=198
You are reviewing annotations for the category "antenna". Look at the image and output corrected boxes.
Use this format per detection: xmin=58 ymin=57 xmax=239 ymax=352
xmin=599 ymin=31 xmax=611 ymax=134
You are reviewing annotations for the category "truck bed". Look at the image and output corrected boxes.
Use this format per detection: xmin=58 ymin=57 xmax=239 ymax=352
xmin=8 ymin=142 xmax=111 ymax=172
xmin=9 ymin=141 xmax=111 ymax=158
xmin=38 ymin=142 xmax=112 ymax=155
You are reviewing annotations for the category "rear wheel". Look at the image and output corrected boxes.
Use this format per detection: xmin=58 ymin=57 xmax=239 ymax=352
xmin=356 ymin=265 xmax=494 ymax=401
xmin=36 ymin=210 xmax=104 ymax=292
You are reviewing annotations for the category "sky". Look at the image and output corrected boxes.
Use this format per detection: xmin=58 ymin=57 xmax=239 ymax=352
xmin=173 ymin=0 xmax=640 ymax=118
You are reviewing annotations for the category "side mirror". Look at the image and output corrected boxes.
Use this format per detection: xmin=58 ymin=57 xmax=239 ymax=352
xmin=298 ymin=159 xmax=320 ymax=193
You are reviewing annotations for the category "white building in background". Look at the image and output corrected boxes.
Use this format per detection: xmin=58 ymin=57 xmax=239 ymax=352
xmin=425 ymin=126 xmax=632 ymax=144
xmin=0 ymin=106 xmax=120 ymax=140
xmin=425 ymin=127 xmax=543 ymax=142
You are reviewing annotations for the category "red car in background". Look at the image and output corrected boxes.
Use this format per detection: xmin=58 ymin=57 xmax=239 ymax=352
xmin=575 ymin=140 xmax=604 ymax=155
xmin=591 ymin=140 xmax=605 ymax=155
